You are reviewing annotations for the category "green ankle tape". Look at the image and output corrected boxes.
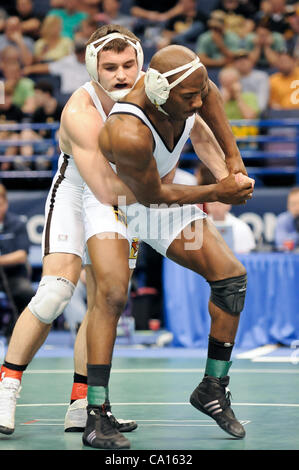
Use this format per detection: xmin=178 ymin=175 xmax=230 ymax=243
xmin=87 ymin=386 xmax=106 ymax=406
xmin=205 ymin=358 xmax=232 ymax=378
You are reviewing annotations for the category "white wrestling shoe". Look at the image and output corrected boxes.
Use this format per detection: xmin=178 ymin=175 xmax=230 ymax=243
xmin=64 ymin=398 xmax=138 ymax=433
xmin=0 ymin=377 xmax=21 ymax=435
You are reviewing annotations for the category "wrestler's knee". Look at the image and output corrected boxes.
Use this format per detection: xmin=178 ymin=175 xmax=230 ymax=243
xmin=95 ymin=279 xmax=128 ymax=317
xmin=28 ymin=276 xmax=75 ymax=324
xmin=208 ymin=269 xmax=247 ymax=317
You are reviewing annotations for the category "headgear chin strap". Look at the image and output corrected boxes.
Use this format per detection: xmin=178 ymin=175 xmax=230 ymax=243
xmin=85 ymin=32 xmax=144 ymax=101
xmin=144 ymin=56 xmax=203 ymax=115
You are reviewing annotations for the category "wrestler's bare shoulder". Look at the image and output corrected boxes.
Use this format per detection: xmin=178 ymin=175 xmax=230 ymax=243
xmin=61 ymin=87 xmax=102 ymax=125
xmin=59 ymin=87 xmax=104 ymax=152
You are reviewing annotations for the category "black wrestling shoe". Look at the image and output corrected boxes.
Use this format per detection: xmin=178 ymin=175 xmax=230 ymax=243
xmin=82 ymin=405 xmax=131 ymax=449
xmin=64 ymin=398 xmax=138 ymax=433
xmin=104 ymin=402 xmax=138 ymax=432
xmin=190 ymin=375 xmax=245 ymax=439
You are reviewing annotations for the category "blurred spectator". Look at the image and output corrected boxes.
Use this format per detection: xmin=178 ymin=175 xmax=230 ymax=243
xmin=2 ymin=59 xmax=35 ymax=109
xmin=196 ymin=10 xmax=241 ymax=67
xmin=0 ymin=183 xmax=35 ymax=334
xmin=19 ymin=80 xmax=62 ymax=169
xmin=131 ymin=0 xmax=183 ymax=23
xmin=243 ymin=18 xmax=287 ymax=68
xmin=224 ymin=13 xmax=254 ymax=40
xmin=269 ymin=52 xmax=299 ymax=109
xmin=206 ymin=201 xmax=256 ymax=253
xmin=275 ymin=186 xmax=299 ymax=250
xmin=285 ymin=4 xmax=299 ymax=59
xmin=0 ymin=2 xmax=18 ymax=16
xmin=131 ymin=0 xmax=184 ymax=47
xmin=96 ymin=0 xmax=136 ymax=30
xmin=216 ymin=0 xmax=260 ymax=19
xmin=0 ymin=45 xmax=20 ymax=74
xmin=50 ymin=0 xmax=101 ymax=16
xmin=0 ymin=16 xmax=34 ymax=66
xmin=15 ymin=0 xmax=43 ymax=40
xmin=23 ymin=39 xmax=90 ymax=97
xmin=33 ymin=16 xmax=73 ymax=63
xmin=216 ymin=0 xmax=257 ymax=38
xmin=74 ymin=17 xmax=99 ymax=42
xmin=0 ymin=8 xmax=6 ymax=34
xmin=78 ymin=0 xmax=102 ymax=16
xmin=219 ymin=66 xmax=260 ymax=119
xmin=157 ymin=0 xmax=208 ymax=51
xmin=255 ymin=0 xmax=291 ymax=35
xmin=233 ymin=50 xmax=270 ymax=114
xmin=0 ymin=84 xmax=25 ymax=171
xmin=47 ymin=0 xmax=88 ymax=39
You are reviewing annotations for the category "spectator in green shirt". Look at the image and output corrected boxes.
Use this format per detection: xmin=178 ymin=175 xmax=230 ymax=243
xmin=47 ymin=0 xmax=88 ymax=39
xmin=219 ymin=66 xmax=259 ymax=119
xmin=2 ymin=59 xmax=34 ymax=109
xmin=243 ymin=18 xmax=287 ymax=68
xmin=196 ymin=10 xmax=241 ymax=67
xmin=218 ymin=65 xmax=260 ymax=149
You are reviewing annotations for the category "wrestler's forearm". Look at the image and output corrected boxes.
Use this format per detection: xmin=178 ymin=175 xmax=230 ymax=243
xmin=191 ymin=116 xmax=229 ymax=181
xmin=199 ymin=81 xmax=245 ymax=173
xmin=138 ymin=183 xmax=218 ymax=207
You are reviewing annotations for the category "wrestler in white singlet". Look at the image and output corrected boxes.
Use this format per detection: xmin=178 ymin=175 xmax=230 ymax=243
xmin=42 ymin=82 xmax=139 ymax=268
xmin=83 ymin=101 xmax=206 ymax=258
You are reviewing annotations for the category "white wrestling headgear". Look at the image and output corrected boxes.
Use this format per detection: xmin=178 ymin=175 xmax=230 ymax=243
xmin=144 ymin=56 xmax=203 ymax=115
xmin=85 ymin=32 xmax=144 ymax=101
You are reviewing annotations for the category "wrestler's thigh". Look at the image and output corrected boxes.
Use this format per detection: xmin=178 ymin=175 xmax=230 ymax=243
xmin=166 ymin=218 xmax=246 ymax=282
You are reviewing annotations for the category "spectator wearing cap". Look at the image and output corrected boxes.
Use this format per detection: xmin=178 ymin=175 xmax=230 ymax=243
xmin=269 ymin=52 xmax=299 ymax=109
xmin=233 ymin=50 xmax=270 ymax=114
xmin=33 ymin=15 xmax=73 ymax=63
xmin=243 ymin=18 xmax=287 ymax=68
xmin=196 ymin=10 xmax=241 ymax=67
xmin=23 ymin=39 xmax=90 ymax=96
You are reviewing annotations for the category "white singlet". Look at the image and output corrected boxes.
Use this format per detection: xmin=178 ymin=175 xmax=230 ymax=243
xmin=85 ymin=101 xmax=207 ymax=257
xmin=42 ymin=82 xmax=139 ymax=269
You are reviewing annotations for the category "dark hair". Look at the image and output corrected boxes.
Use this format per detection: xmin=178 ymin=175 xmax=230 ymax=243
xmin=86 ymin=24 xmax=140 ymax=53
xmin=256 ymin=17 xmax=271 ymax=31
xmin=34 ymin=80 xmax=54 ymax=95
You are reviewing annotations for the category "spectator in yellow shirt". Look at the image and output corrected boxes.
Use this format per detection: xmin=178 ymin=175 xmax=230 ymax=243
xmin=269 ymin=52 xmax=299 ymax=109
xmin=33 ymin=16 xmax=73 ymax=63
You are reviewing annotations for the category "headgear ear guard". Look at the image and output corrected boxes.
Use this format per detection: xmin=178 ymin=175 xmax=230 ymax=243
xmin=144 ymin=56 xmax=203 ymax=115
xmin=85 ymin=32 xmax=144 ymax=101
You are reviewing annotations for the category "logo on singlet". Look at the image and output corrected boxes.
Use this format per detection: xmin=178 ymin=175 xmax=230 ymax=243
xmin=58 ymin=234 xmax=68 ymax=241
xmin=113 ymin=206 xmax=127 ymax=227
xmin=129 ymin=238 xmax=139 ymax=259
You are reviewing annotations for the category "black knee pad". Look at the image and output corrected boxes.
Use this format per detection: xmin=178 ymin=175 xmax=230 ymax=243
xmin=208 ymin=273 xmax=247 ymax=316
